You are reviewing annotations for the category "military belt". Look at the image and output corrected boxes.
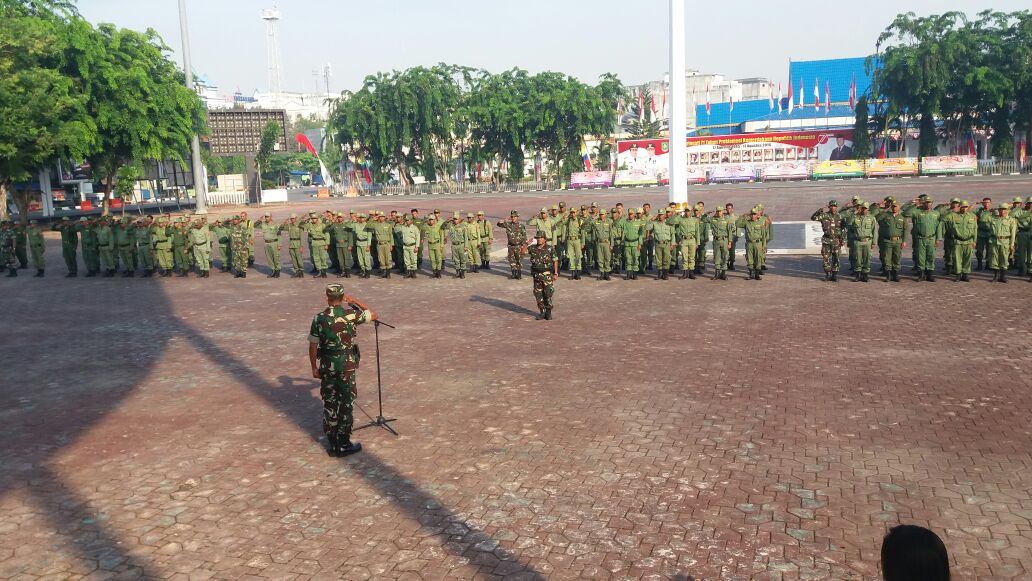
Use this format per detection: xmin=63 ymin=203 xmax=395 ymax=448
xmin=857 ymin=238 xmax=872 ymax=242
xmin=918 ymin=235 xmax=936 ymax=239
xmin=290 ymin=237 xmax=301 ymax=241
xmin=889 ymin=236 xmax=902 ymax=241
xmin=955 ymin=237 xmax=973 ymax=242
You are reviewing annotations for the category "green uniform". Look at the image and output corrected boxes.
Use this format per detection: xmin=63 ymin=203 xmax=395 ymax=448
xmin=211 ymin=223 xmax=232 ymax=270
xmin=258 ymin=220 xmax=282 ymax=273
xmin=28 ymin=225 xmax=45 ymax=271
xmin=738 ymin=216 xmax=767 ymax=271
xmin=446 ymin=220 xmax=469 ymax=273
xmin=369 ymin=220 xmax=394 ymax=272
xmin=464 ymin=220 xmax=482 ymax=268
xmin=352 ymin=221 xmax=372 ymax=274
xmin=53 ymin=221 xmax=78 ymax=274
xmin=695 ymin=213 xmax=711 ymax=272
xmin=1016 ymin=209 xmax=1032 ymax=274
xmin=331 ymin=220 xmax=353 ymax=274
xmin=840 ymin=205 xmax=859 ymax=271
xmin=189 ymin=223 xmax=212 ymax=273
xmin=134 ymin=222 xmax=154 ymax=272
xmin=171 ymin=225 xmax=190 ymax=273
xmin=309 ymin=305 xmax=371 ymax=446
xmin=552 ymin=212 xmax=567 ymax=267
xmin=582 ymin=212 xmax=597 ymax=269
xmin=280 ymin=221 xmax=304 ymax=274
xmin=987 ymin=213 xmax=1017 ymax=271
xmin=397 ymin=223 xmax=421 ymax=272
xmin=592 ymin=218 xmax=615 ymax=275
xmin=621 ymin=219 xmax=645 ymax=274
xmin=709 ymin=215 xmax=733 ymax=271
xmin=527 ymin=214 xmax=555 ymax=247
xmin=674 ymin=215 xmax=701 ymax=273
xmin=847 ymin=214 xmax=877 ymax=274
xmin=811 ymin=208 xmax=845 ymax=274
xmin=935 ymin=205 xmax=958 ymax=272
xmin=496 ymin=219 xmax=527 ymax=273
xmin=79 ymin=222 xmax=99 ymax=275
xmin=423 ymin=221 xmax=447 ymax=273
xmin=725 ymin=211 xmax=740 ymax=269
xmin=564 ymin=215 xmax=585 ymax=273
xmin=876 ymin=210 xmax=908 ymax=273
xmin=904 ymin=205 xmax=943 ymax=272
xmin=974 ymin=205 xmax=994 ymax=269
xmin=230 ymin=222 xmax=249 ymax=274
xmin=647 ymin=219 xmax=675 ymax=272
xmin=942 ymin=212 xmax=977 ymax=275
xmin=528 ymin=242 xmax=556 ymax=314
xmin=152 ymin=222 xmax=174 ymax=272
xmin=115 ymin=223 xmax=135 ymax=273
xmin=476 ymin=219 xmax=492 ymax=268
xmin=304 ymin=216 xmax=331 ymax=273
xmin=612 ymin=214 xmax=626 ymax=271
xmin=96 ymin=222 xmax=115 ymax=273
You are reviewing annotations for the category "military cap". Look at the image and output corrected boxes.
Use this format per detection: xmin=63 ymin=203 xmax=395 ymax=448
xmin=924 ymin=196 xmax=933 ymax=203
xmin=404 ymin=214 xmax=413 ymax=221
xmin=750 ymin=207 xmax=760 ymax=214
xmin=62 ymin=217 xmax=70 ymax=221
xmin=851 ymin=196 xmax=862 ymax=202
xmin=453 ymin=211 xmax=461 ymax=218
xmin=828 ymin=200 xmax=839 ymax=207
xmin=1026 ymin=196 xmax=1032 ymax=203
xmin=426 ymin=214 xmax=436 ymax=220
xmin=533 ymin=230 xmax=546 ymax=238
xmin=551 ymin=204 xmax=559 ymax=210
xmin=756 ymin=204 xmax=765 ymax=210
xmin=264 ymin=212 xmax=271 ymax=217
xmin=998 ymin=202 xmax=1011 ymax=210
xmin=78 ymin=217 xmax=87 ymax=221
xmin=580 ymin=205 xmax=588 ymax=210
xmin=611 ymin=208 xmax=619 ymax=213
xmin=960 ymin=200 xmax=971 ymax=207
xmin=558 ymin=201 xmax=566 ymax=207
xmin=309 ymin=211 xmax=318 ymax=216
xmin=290 ymin=213 xmax=297 ymax=218
xmin=466 ymin=212 xmax=474 ymax=218
xmin=476 ymin=210 xmax=484 ymax=215
xmin=590 ymin=202 xmax=598 ymax=207
xmin=1014 ymin=197 xmax=1024 ymax=203
xmin=890 ymin=199 xmax=901 ymax=206
xmin=336 ymin=212 xmax=343 ymax=217
xmin=918 ymin=193 xmax=930 ymax=200
xmin=433 ymin=208 xmax=441 ymax=213
xmin=510 ymin=210 xmax=519 ymax=217
xmin=540 ymin=207 xmax=548 ymax=213
xmin=325 ymin=283 xmax=345 ymax=298
xmin=860 ymin=202 xmax=870 ymax=209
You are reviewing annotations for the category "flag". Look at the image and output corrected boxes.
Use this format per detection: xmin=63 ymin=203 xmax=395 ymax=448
xmin=825 ymin=81 xmax=830 ymax=114
xmin=768 ymin=86 xmax=774 ymax=111
xmin=650 ymin=94 xmax=657 ymax=115
xmin=692 ymin=89 xmax=697 ymax=113
xmin=638 ymin=90 xmax=645 ymax=122
xmin=294 ymin=133 xmax=318 ymax=157
xmin=616 ymin=97 xmax=623 ymax=116
xmin=705 ymin=85 xmax=711 ymax=115
xmin=729 ymin=92 xmax=734 ymax=113
xmin=777 ymin=84 xmax=783 ymax=113
xmin=877 ymin=139 xmax=887 ymax=159
xmin=798 ymin=78 xmax=804 ymax=108
xmin=848 ymin=75 xmax=856 ymax=110
xmin=814 ymin=78 xmax=820 ymax=111
xmin=661 ymin=89 xmax=667 ymax=116
xmin=966 ymin=133 xmax=977 ymax=157
xmin=580 ymin=140 xmax=592 ymax=171
xmin=787 ymin=82 xmax=794 ymax=114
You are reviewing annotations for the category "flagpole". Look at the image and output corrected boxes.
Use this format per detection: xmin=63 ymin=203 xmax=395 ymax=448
xmin=668 ymin=0 xmax=688 ymax=205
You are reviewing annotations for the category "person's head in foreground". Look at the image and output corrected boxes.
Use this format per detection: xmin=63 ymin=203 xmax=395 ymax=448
xmin=881 ymin=525 xmax=950 ymax=581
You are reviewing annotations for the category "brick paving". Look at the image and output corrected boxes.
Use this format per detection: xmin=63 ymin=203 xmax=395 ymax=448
xmin=2 ymin=179 xmax=1032 ymax=580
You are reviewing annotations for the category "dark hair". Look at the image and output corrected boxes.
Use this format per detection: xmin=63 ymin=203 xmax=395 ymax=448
xmin=881 ymin=525 xmax=950 ymax=581
xmin=983 ymin=197 xmax=992 ymax=202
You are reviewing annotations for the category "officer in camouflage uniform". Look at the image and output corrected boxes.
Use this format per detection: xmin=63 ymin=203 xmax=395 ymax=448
xmin=811 ymin=200 xmax=845 ymax=282
xmin=497 ymin=210 xmax=527 ymax=279
xmin=230 ymin=216 xmax=250 ymax=278
xmin=308 ymin=284 xmax=375 ymax=457
xmin=239 ymin=211 xmax=255 ymax=267
xmin=528 ymin=230 xmax=558 ymax=320
xmin=28 ymin=220 xmax=45 ymax=277
xmin=942 ymin=200 xmax=978 ymax=282
xmin=0 ymin=222 xmax=15 ymax=277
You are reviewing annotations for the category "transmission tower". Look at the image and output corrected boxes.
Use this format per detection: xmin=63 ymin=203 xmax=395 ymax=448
xmin=261 ymin=8 xmax=282 ymax=97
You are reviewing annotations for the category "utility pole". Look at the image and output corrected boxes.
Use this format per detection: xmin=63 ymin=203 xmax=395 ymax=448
xmin=668 ymin=0 xmax=688 ymax=205
xmin=178 ymin=0 xmax=208 ymax=213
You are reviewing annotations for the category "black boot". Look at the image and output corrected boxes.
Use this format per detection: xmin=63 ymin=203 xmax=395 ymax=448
xmin=961 ymin=273 xmax=970 ymax=282
xmin=680 ymin=269 xmax=689 ymax=280
xmin=458 ymin=269 xmax=465 ymax=279
xmin=274 ymin=270 xmax=281 ymax=278
xmin=830 ymin=272 xmax=838 ymax=282
xmin=337 ymin=440 xmax=362 ymax=456
xmin=955 ymin=273 xmax=962 ymax=282
xmin=688 ymin=270 xmax=696 ymax=280
xmin=516 ymin=270 xmax=522 ymax=280
xmin=854 ymin=272 xmax=861 ymax=282
xmin=991 ymin=270 xmax=999 ymax=282
xmin=825 ymin=272 xmax=831 ymax=282
xmin=713 ymin=270 xmax=721 ymax=280
xmin=326 ymin=434 xmax=339 ymax=457
xmin=544 ymin=308 xmax=552 ymax=321
xmin=926 ymin=270 xmax=935 ymax=282
xmin=510 ymin=269 xmax=518 ymax=280
xmin=999 ymin=269 xmax=1008 ymax=283
xmin=755 ymin=269 xmax=763 ymax=280
xmin=7 ymin=268 xmax=16 ymax=277
xmin=35 ymin=269 xmax=44 ymax=277
xmin=720 ymin=271 xmax=728 ymax=280
xmin=625 ymin=271 xmax=632 ymax=280
xmin=319 ymin=270 xmax=328 ymax=278
xmin=861 ymin=272 xmax=869 ymax=282
xmin=268 ymin=270 xmax=277 ymax=278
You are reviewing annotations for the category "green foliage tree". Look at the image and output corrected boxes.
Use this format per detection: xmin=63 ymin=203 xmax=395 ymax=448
xmin=0 ymin=0 xmax=94 ymax=223
xmin=72 ymin=21 xmax=204 ymax=215
xmin=626 ymin=87 xmax=662 ymax=139
xmin=852 ymin=96 xmax=872 ymax=159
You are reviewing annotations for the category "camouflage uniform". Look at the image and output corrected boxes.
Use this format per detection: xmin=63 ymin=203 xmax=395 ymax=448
xmin=0 ymin=225 xmax=15 ymax=275
xmin=497 ymin=212 xmax=527 ymax=279
xmin=811 ymin=203 xmax=845 ymax=278
xmin=528 ymin=237 xmax=556 ymax=319
xmin=309 ymin=292 xmax=371 ymax=450
xmin=230 ymin=220 xmax=250 ymax=277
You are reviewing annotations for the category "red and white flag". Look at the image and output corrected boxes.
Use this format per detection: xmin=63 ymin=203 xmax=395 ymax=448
xmin=798 ymin=78 xmax=804 ymax=108
xmin=787 ymin=82 xmax=794 ymax=114
xmin=768 ymin=86 xmax=774 ymax=111
xmin=877 ymin=139 xmax=887 ymax=159
xmin=848 ymin=75 xmax=856 ymax=110
xmin=777 ymin=84 xmax=783 ymax=113
xmin=661 ymin=89 xmax=667 ymax=116
xmin=825 ymin=81 xmax=831 ymax=114
xmin=729 ymin=92 xmax=734 ymax=112
xmin=705 ymin=85 xmax=711 ymax=115
xmin=638 ymin=90 xmax=645 ymax=122
xmin=814 ymin=78 xmax=820 ymax=111
xmin=651 ymin=94 xmax=658 ymax=115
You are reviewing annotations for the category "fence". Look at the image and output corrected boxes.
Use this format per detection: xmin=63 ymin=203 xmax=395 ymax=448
xmin=977 ymin=159 xmax=1024 ymax=175
xmin=206 ymin=191 xmax=249 ymax=206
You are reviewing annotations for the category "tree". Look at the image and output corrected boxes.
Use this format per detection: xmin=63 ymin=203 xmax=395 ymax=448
xmin=255 ymin=120 xmax=280 ymax=189
xmin=0 ymin=1 xmax=94 ymax=223
xmin=626 ymin=87 xmax=662 ymax=139
xmin=71 ymin=21 xmax=205 ymax=215
xmin=852 ymin=96 xmax=872 ymax=159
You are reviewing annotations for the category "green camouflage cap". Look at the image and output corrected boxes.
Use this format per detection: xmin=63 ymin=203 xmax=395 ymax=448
xmin=750 ymin=207 xmax=760 ymax=214
xmin=960 ymin=200 xmax=971 ymax=207
xmin=290 ymin=213 xmax=297 ymax=218
xmin=466 ymin=212 xmax=474 ymax=218
xmin=851 ymin=196 xmax=862 ymax=202
xmin=426 ymin=214 xmax=436 ymax=221
xmin=533 ymin=230 xmax=546 ymax=238
xmin=540 ymin=207 xmax=548 ymax=213
xmin=1026 ymin=196 xmax=1032 ymax=203
xmin=918 ymin=193 xmax=930 ymax=200
xmin=558 ymin=201 xmax=566 ymax=207
xmin=453 ymin=211 xmax=461 ymax=218
xmin=950 ymin=197 xmax=961 ymax=204
xmin=510 ymin=210 xmax=519 ymax=217
xmin=998 ymin=202 xmax=1011 ymax=210
xmin=884 ymin=196 xmax=896 ymax=203
xmin=828 ymin=200 xmax=839 ymax=207
xmin=325 ymin=283 xmax=345 ymax=298
xmin=550 ymin=204 xmax=559 ymax=210
xmin=1013 ymin=197 xmax=1024 ymax=203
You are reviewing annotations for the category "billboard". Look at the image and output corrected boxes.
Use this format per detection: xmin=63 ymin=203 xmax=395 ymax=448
xmin=865 ymin=158 xmax=918 ymax=177
xmin=207 ymin=109 xmax=288 ymax=156
xmin=920 ymin=155 xmax=977 ymax=175
xmin=708 ymin=164 xmax=756 ymax=183
xmin=570 ymin=171 xmax=613 ymax=189
xmin=613 ymin=169 xmax=657 ymax=186
xmin=813 ymin=160 xmax=865 ymax=178
xmin=618 ymin=129 xmax=855 ymax=173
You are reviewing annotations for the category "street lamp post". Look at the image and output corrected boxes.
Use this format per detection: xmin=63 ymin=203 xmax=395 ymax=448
xmin=178 ymin=0 xmax=208 ymax=214
xmin=668 ymin=0 xmax=688 ymax=205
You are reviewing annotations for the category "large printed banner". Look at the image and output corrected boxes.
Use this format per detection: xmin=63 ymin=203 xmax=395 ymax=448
xmin=865 ymin=158 xmax=919 ymax=177
xmin=813 ymin=160 xmax=865 ymax=178
xmin=708 ymin=164 xmax=756 ymax=183
xmin=613 ymin=169 xmax=657 ymax=186
xmin=761 ymin=162 xmax=811 ymax=181
xmin=658 ymin=167 xmax=707 ymax=185
xmin=570 ymin=171 xmax=613 ymax=189
xmin=920 ymin=155 xmax=977 ymax=175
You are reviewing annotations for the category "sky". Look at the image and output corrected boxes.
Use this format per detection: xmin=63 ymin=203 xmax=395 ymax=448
xmin=79 ymin=0 xmax=1028 ymax=95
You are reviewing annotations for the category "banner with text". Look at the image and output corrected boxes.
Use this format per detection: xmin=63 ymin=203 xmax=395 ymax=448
xmin=865 ymin=158 xmax=919 ymax=177
xmin=920 ymin=155 xmax=977 ymax=175
xmin=613 ymin=169 xmax=657 ymax=186
xmin=812 ymin=160 xmax=865 ymax=178
xmin=761 ymin=162 xmax=812 ymax=181
xmin=708 ymin=164 xmax=757 ymax=183
xmin=570 ymin=171 xmax=614 ymax=189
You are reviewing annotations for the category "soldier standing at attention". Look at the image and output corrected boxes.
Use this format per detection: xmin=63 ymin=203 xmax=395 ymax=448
xmin=640 ymin=202 xmax=654 ymax=273
xmin=331 ymin=213 xmax=352 ymax=278
xmin=1018 ymin=197 xmax=1032 ymax=280
xmin=257 ymin=212 xmax=282 ymax=278
xmin=79 ymin=217 xmax=100 ymax=277
xmin=211 ymin=217 xmax=232 ymax=273
xmin=528 ymin=230 xmax=558 ymax=320
xmin=811 ymin=200 xmax=845 ymax=282
xmin=582 ymin=205 xmax=596 ymax=272
xmin=476 ymin=211 xmax=492 ymax=270
xmin=943 ymin=200 xmax=977 ymax=282
xmin=230 ymin=216 xmax=250 ymax=278
xmin=304 ymin=211 xmax=331 ymax=278
xmin=309 ymin=284 xmax=376 ymax=457
xmin=724 ymin=203 xmax=739 ymax=270
xmin=463 ymin=213 xmax=482 ymax=273
xmin=497 ymin=210 xmax=527 ymax=280
xmin=1010 ymin=197 xmax=1029 ymax=274
xmin=708 ymin=207 xmax=733 ymax=280
xmin=550 ymin=205 xmax=567 ymax=270
xmin=27 ymin=220 xmax=45 ymax=277
xmin=592 ymin=211 xmax=615 ymax=281
xmin=621 ymin=208 xmax=645 ymax=280
xmin=115 ymin=219 xmax=135 ymax=276
xmin=134 ymin=216 xmax=155 ymax=277
xmin=987 ymin=202 xmax=1017 ymax=282
xmin=674 ymin=206 xmax=700 ymax=280
xmin=422 ymin=213 xmax=446 ymax=278
xmin=190 ymin=217 xmax=212 ymax=278
xmin=397 ymin=214 xmax=421 ymax=278
xmin=973 ymin=197 xmax=993 ymax=270
xmin=840 ymin=196 xmax=862 ymax=274
xmin=756 ymin=204 xmax=773 ymax=271
xmin=408 ymin=209 xmax=425 ymax=268
xmin=352 ymin=213 xmax=373 ymax=278
xmin=238 ymin=211 xmax=256 ymax=268
xmin=611 ymin=206 xmax=625 ymax=274
xmin=280 ymin=214 xmax=304 ymax=278
xmin=11 ymin=220 xmax=28 ymax=270
xmin=846 ymin=202 xmax=877 ymax=282
xmin=369 ymin=212 xmax=394 ymax=278
xmin=151 ymin=216 xmax=174 ymax=277
xmin=446 ymin=212 xmax=469 ymax=278
xmin=648 ymin=210 xmax=675 ymax=280
xmin=903 ymin=196 xmax=943 ymax=282
xmin=52 ymin=217 xmax=79 ymax=277
xmin=95 ymin=217 xmax=116 ymax=277
xmin=740 ymin=207 xmax=767 ymax=280
xmin=876 ymin=200 xmax=908 ymax=282
xmin=693 ymin=202 xmax=710 ymax=275
xmin=564 ymin=208 xmax=585 ymax=280
xmin=934 ymin=198 xmax=962 ymax=273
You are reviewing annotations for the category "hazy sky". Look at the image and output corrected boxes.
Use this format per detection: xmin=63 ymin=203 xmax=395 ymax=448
xmin=79 ymin=0 xmax=1027 ymax=95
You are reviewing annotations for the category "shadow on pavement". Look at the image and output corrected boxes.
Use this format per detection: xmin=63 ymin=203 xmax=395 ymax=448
xmin=469 ymin=295 xmax=539 ymax=318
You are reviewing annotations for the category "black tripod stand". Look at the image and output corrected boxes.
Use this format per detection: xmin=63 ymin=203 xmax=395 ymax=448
xmin=354 ymin=319 xmax=398 ymax=435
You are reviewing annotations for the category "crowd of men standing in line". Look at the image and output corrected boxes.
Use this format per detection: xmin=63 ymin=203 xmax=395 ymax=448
xmin=811 ymin=195 xmax=1032 ymax=283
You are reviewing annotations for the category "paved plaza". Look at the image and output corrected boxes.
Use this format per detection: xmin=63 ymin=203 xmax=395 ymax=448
xmin=2 ymin=178 xmax=1032 ymax=580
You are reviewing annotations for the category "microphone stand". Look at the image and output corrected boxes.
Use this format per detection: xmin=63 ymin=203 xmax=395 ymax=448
xmin=354 ymin=318 xmax=398 ymax=435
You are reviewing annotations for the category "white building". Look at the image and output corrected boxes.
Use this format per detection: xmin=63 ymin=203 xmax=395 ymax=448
xmin=250 ymin=90 xmax=332 ymax=121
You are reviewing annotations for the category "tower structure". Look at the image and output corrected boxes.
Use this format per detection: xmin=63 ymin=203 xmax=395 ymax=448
xmin=261 ymin=8 xmax=282 ymax=98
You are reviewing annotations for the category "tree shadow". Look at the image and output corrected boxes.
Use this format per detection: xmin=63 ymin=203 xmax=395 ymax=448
xmin=469 ymin=295 xmax=539 ymax=317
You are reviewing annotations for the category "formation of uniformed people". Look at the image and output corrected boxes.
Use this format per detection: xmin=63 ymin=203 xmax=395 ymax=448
xmin=812 ymin=195 xmax=1032 ymax=283
xmin=6 ymin=195 xmax=1030 ymax=285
